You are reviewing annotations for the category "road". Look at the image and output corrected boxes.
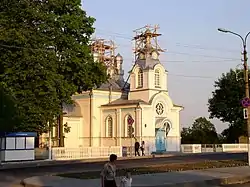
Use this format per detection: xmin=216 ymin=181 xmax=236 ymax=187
xmin=222 ymin=183 xmax=250 ymax=187
xmin=0 ymin=152 xmax=247 ymax=186
xmin=233 ymin=183 xmax=250 ymax=187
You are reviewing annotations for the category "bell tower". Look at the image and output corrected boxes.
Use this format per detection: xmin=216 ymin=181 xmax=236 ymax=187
xmin=91 ymin=38 xmax=124 ymax=82
xmin=133 ymin=24 xmax=164 ymax=62
xmin=128 ymin=25 xmax=168 ymax=102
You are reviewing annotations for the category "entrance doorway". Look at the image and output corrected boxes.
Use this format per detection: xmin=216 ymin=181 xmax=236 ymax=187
xmin=155 ymin=127 xmax=166 ymax=152
xmin=155 ymin=122 xmax=171 ymax=153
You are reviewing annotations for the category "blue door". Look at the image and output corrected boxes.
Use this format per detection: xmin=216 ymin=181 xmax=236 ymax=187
xmin=155 ymin=128 xmax=166 ymax=152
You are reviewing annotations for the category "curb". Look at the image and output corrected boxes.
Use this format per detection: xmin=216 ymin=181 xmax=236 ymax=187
xmin=20 ymin=174 xmax=250 ymax=187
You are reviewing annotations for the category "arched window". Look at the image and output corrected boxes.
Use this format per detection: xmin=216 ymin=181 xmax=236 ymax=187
xmin=154 ymin=69 xmax=160 ymax=87
xmin=127 ymin=125 xmax=134 ymax=138
xmin=164 ymin=122 xmax=171 ymax=136
xmin=137 ymin=69 xmax=143 ymax=88
xmin=124 ymin=115 xmax=134 ymax=137
xmin=106 ymin=116 xmax=113 ymax=137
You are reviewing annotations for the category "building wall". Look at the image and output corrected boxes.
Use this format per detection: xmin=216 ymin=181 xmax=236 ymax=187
xmin=60 ymin=61 xmax=182 ymax=152
xmin=129 ymin=64 xmax=168 ymax=102
xmin=92 ymin=90 xmax=122 ymax=147
xmin=60 ymin=55 xmax=182 ymax=151
xmin=166 ymin=136 xmax=181 ymax=152
xmin=39 ymin=116 xmax=84 ymax=148
xmin=140 ymin=92 xmax=181 ymax=152
xmin=59 ymin=89 xmax=181 ymax=152
xmin=72 ymin=90 xmax=122 ymax=147
xmin=101 ymin=109 xmax=117 ymax=147
xmin=141 ymin=107 xmax=179 ymax=136
xmin=63 ymin=117 xmax=84 ymax=148
xmin=72 ymin=94 xmax=91 ymax=145
xmin=101 ymin=107 xmax=137 ymax=147
xmin=141 ymin=92 xmax=181 ymax=137
xmin=99 ymin=92 xmax=181 ymax=152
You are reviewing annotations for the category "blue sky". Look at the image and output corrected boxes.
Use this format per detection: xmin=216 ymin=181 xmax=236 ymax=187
xmin=82 ymin=0 xmax=250 ymax=133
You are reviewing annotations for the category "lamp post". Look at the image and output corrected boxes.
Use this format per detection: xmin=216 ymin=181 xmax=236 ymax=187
xmin=218 ymin=28 xmax=250 ymax=165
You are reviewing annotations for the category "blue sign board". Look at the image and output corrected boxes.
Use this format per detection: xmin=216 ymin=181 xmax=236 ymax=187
xmin=0 ymin=132 xmax=37 ymax=137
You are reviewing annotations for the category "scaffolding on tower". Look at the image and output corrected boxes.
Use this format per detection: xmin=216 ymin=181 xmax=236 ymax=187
xmin=90 ymin=38 xmax=116 ymax=67
xmin=133 ymin=24 xmax=165 ymax=60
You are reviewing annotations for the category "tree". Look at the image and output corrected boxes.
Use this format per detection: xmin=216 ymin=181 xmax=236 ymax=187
xmin=0 ymin=0 xmax=59 ymax=133
xmin=44 ymin=0 xmax=108 ymax=146
xmin=220 ymin=125 xmax=243 ymax=143
xmin=181 ymin=117 xmax=219 ymax=144
xmin=217 ymin=133 xmax=226 ymax=144
xmin=0 ymin=0 xmax=108 ymax=136
xmin=0 ymin=84 xmax=20 ymax=132
xmin=181 ymin=127 xmax=193 ymax=144
xmin=208 ymin=69 xmax=246 ymax=141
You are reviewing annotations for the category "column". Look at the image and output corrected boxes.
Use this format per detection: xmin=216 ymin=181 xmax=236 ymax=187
xmin=118 ymin=109 xmax=122 ymax=146
xmin=100 ymin=109 xmax=103 ymax=147
xmin=116 ymin=109 xmax=122 ymax=146
xmin=89 ymin=90 xmax=93 ymax=146
xmin=135 ymin=107 xmax=141 ymax=140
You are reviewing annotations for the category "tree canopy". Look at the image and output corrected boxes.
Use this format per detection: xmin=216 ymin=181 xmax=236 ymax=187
xmin=0 ymin=84 xmax=20 ymax=132
xmin=208 ymin=69 xmax=246 ymax=141
xmin=0 ymin=0 xmax=108 ymax=134
xmin=181 ymin=117 xmax=219 ymax=144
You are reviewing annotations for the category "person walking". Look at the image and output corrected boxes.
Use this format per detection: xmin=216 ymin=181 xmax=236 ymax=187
xmin=134 ymin=141 xmax=140 ymax=156
xmin=101 ymin=154 xmax=118 ymax=187
xmin=140 ymin=141 xmax=145 ymax=156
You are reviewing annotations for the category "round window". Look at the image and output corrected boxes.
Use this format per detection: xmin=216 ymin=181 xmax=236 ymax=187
xmin=156 ymin=103 xmax=164 ymax=115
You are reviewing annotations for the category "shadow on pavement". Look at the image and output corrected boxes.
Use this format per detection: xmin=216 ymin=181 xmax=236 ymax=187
xmin=21 ymin=166 xmax=250 ymax=187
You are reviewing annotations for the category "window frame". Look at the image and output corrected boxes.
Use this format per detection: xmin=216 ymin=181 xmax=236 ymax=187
xmin=154 ymin=69 xmax=161 ymax=88
xmin=137 ymin=68 xmax=143 ymax=88
xmin=106 ymin=116 xmax=113 ymax=138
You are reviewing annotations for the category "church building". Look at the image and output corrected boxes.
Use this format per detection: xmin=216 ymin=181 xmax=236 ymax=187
xmin=55 ymin=25 xmax=183 ymax=153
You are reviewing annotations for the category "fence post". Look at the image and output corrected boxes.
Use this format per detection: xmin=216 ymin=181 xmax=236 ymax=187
xmin=222 ymin=144 xmax=225 ymax=152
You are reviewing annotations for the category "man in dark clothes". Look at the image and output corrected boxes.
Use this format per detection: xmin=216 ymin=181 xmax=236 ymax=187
xmin=134 ymin=141 xmax=140 ymax=156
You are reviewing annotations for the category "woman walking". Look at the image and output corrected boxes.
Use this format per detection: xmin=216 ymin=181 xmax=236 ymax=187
xmin=101 ymin=154 xmax=118 ymax=187
xmin=140 ymin=141 xmax=145 ymax=156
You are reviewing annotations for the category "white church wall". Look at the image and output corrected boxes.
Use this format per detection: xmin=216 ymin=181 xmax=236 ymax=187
xmin=72 ymin=94 xmax=91 ymax=145
xmin=92 ymin=90 xmax=122 ymax=147
xmin=166 ymin=136 xmax=181 ymax=152
xmin=164 ymin=114 xmax=179 ymax=137
xmin=101 ymin=109 xmax=117 ymax=147
xmin=141 ymin=107 xmax=155 ymax=138
xmin=152 ymin=64 xmax=167 ymax=91
xmin=129 ymin=63 xmax=168 ymax=102
xmin=121 ymin=108 xmax=136 ymax=135
xmin=128 ymin=90 xmax=145 ymax=102
xmin=140 ymin=93 xmax=181 ymax=153
xmin=120 ymin=108 xmax=137 ymax=147
xmin=140 ymin=106 xmax=156 ymax=153
xmin=63 ymin=117 xmax=84 ymax=148
xmin=73 ymin=90 xmax=122 ymax=147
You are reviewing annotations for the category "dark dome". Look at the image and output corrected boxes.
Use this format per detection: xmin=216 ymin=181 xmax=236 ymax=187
xmin=115 ymin=53 xmax=123 ymax=61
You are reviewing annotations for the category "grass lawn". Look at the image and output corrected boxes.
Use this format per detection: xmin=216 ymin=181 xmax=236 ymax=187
xmin=58 ymin=159 xmax=247 ymax=179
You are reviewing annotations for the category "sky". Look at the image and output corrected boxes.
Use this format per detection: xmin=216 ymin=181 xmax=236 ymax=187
xmin=82 ymin=0 xmax=250 ymax=133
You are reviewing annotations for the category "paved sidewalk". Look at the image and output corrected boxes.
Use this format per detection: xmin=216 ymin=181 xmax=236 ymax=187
xmin=22 ymin=166 xmax=250 ymax=187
